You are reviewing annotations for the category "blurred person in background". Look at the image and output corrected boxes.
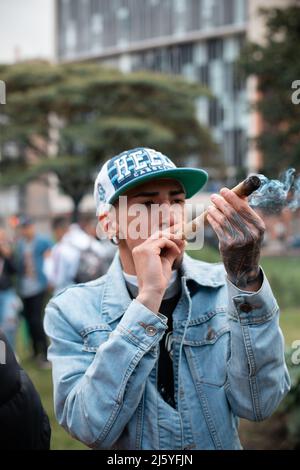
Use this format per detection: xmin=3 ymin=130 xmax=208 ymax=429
xmin=44 ymin=216 xmax=113 ymax=295
xmin=0 ymin=329 xmax=51 ymax=449
xmin=15 ymin=216 xmax=53 ymax=368
xmin=79 ymin=213 xmax=98 ymax=238
xmin=0 ymin=226 xmax=22 ymax=351
xmin=79 ymin=213 xmax=117 ymax=267
xmin=44 ymin=216 xmax=76 ymax=295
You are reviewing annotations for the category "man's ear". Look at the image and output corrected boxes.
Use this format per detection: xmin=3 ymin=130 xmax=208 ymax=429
xmin=98 ymin=210 xmax=119 ymax=240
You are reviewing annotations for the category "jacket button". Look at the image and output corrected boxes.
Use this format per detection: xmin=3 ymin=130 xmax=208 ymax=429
xmin=184 ymin=444 xmax=196 ymax=450
xmin=240 ymin=303 xmax=253 ymax=313
xmin=206 ymin=327 xmax=216 ymax=341
xmin=145 ymin=325 xmax=157 ymax=336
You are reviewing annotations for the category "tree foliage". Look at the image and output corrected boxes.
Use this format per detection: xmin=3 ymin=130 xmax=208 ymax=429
xmin=239 ymin=5 xmax=300 ymax=176
xmin=0 ymin=62 xmax=218 ymax=218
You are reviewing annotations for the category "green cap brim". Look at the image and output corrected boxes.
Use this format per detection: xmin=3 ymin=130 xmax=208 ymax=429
xmin=109 ymin=168 xmax=208 ymax=204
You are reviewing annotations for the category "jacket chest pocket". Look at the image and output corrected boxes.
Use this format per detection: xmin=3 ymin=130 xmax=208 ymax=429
xmin=183 ymin=312 xmax=230 ymax=387
xmin=81 ymin=324 xmax=112 ymax=353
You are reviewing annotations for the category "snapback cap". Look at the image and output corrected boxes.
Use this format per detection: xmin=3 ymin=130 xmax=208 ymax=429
xmin=94 ymin=147 xmax=208 ymax=216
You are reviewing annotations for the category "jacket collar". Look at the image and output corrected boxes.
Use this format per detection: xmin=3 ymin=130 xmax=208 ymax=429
xmin=101 ymin=253 xmax=132 ymax=324
xmin=102 ymin=251 xmax=225 ymax=324
xmin=180 ymin=252 xmax=226 ymax=288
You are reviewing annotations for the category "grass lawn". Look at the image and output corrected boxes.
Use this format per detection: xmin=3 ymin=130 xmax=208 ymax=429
xmin=17 ymin=245 xmax=300 ymax=450
xmin=279 ymin=308 xmax=300 ymax=347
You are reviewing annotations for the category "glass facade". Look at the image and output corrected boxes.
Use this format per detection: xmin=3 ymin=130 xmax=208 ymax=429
xmin=57 ymin=0 xmax=249 ymax=172
xmin=58 ymin=0 xmax=247 ymax=58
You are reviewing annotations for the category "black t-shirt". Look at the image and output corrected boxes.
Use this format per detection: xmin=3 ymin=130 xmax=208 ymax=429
xmin=125 ymin=283 xmax=181 ymax=408
xmin=157 ymin=291 xmax=181 ymax=408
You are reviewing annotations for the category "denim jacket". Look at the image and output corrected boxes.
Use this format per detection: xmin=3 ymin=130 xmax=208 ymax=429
xmin=44 ymin=252 xmax=290 ymax=450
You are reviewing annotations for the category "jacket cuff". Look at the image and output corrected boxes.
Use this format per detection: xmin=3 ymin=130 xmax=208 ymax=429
xmin=116 ymin=299 xmax=168 ymax=351
xmin=227 ymin=268 xmax=279 ymax=325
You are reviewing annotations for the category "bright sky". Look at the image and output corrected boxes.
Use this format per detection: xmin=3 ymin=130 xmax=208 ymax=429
xmin=0 ymin=0 xmax=55 ymax=64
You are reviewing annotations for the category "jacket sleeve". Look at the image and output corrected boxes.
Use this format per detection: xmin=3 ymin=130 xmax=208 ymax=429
xmin=225 ymin=268 xmax=291 ymax=421
xmin=44 ymin=299 xmax=168 ymax=449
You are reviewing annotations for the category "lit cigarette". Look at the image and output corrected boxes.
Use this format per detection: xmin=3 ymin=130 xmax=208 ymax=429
xmin=182 ymin=175 xmax=261 ymax=239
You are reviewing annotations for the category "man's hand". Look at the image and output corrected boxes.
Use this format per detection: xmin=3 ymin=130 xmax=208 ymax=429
xmin=132 ymin=232 xmax=185 ymax=313
xmin=206 ymin=187 xmax=265 ymax=291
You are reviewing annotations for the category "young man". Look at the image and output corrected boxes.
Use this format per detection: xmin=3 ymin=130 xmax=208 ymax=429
xmin=15 ymin=217 xmax=53 ymax=367
xmin=44 ymin=147 xmax=290 ymax=450
xmin=43 ymin=217 xmax=75 ymax=295
xmin=44 ymin=217 xmax=112 ymax=295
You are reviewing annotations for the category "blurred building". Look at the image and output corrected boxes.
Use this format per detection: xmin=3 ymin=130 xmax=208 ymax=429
xmin=0 ymin=0 xmax=297 ymax=232
xmin=54 ymin=0 xmax=297 ymax=178
xmin=56 ymin=0 xmax=248 ymax=178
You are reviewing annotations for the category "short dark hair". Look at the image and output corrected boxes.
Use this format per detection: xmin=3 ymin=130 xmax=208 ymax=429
xmin=52 ymin=216 xmax=70 ymax=231
xmin=79 ymin=214 xmax=95 ymax=227
xmin=18 ymin=215 xmax=34 ymax=227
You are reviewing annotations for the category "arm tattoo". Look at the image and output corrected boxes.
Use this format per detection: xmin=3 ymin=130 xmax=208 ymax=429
xmin=219 ymin=211 xmax=264 ymax=288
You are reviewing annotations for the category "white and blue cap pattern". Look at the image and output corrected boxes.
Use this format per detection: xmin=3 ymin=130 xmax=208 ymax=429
xmin=94 ymin=147 xmax=208 ymax=216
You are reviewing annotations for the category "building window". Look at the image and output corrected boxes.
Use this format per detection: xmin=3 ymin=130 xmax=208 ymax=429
xmin=209 ymin=98 xmax=224 ymax=127
xmin=223 ymin=0 xmax=235 ymax=25
xmin=185 ymin=0 xmax=202 ymax=32
xmin=224 ymin=128 xmax=246 ymax=167
xmin=207 ymin=38 xmax=223 ymax=61
xmin=224 ymin=61 xmax=244 ymax=95
xmin=131 ymin=43 xmax=194 ymax=75
xmin=180 ymin=43 xmax=194 ymax=65
xmin=198 ymin=64 xmax=209 ymax=86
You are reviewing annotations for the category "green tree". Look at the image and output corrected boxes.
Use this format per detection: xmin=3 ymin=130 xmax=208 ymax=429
xmin=0 ymin=62 xmax=218 ymax=220
xmin=239 ymin=5 xmax=300 ymax=176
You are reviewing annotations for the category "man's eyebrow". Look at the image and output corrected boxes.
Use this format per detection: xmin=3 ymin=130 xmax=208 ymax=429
xmin=131 ymin=191 xmax=159 ymax=197
xmin=170 ymin=189 xmax=185 ymax=196
xmin=132 ymin=189 xmax=185 ymax=198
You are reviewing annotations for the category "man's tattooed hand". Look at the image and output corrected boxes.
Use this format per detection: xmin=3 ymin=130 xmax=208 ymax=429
xmin=206 ymin=187 xmax=265 ymax=291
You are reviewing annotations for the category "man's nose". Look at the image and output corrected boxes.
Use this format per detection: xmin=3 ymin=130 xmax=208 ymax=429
xmin=158 ymin=203 xmax=176 ymax=229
